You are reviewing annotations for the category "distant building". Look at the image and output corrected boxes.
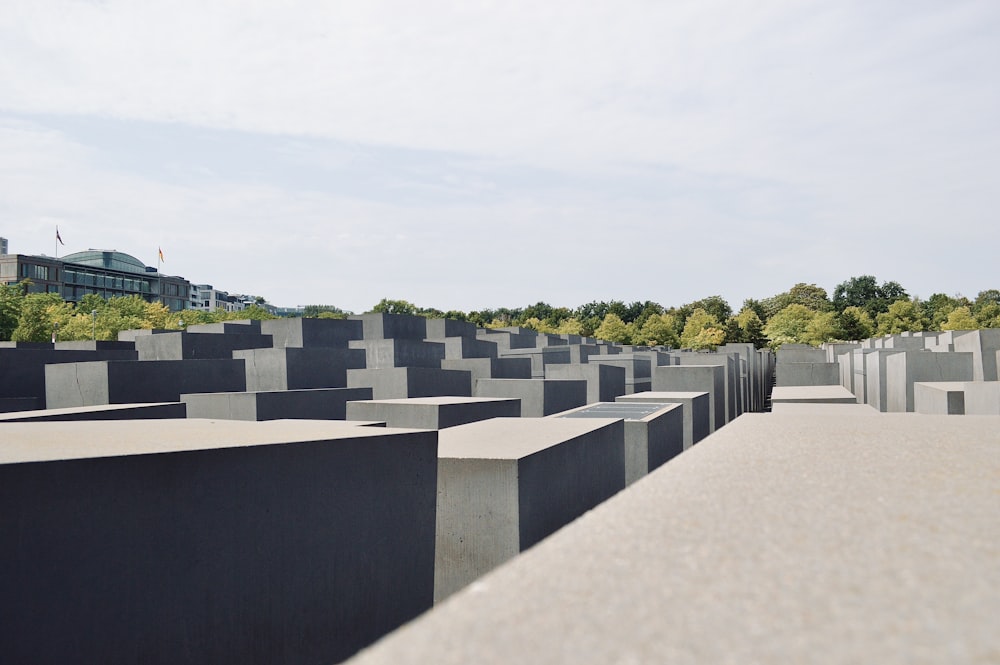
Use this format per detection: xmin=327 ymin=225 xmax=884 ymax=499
xmin=0 ymin=237 xmax=8 ymax=255
xmin=0 ymin=248 xmax=190 ymax=311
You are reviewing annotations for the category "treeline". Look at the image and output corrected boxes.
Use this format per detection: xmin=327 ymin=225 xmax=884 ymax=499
xmin=3 ymin=276 xmax=999 ymax=348
xmin=0 ymin=286 xmax=276 ymax=342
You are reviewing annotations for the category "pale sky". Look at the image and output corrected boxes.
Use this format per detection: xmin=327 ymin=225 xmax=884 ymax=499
xmin=2 ymin=1 xmax=998 ymax=313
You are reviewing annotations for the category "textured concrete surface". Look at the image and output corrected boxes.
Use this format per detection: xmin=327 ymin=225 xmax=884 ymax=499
xmin=1 ymin=419 xmax=439 ymax=665
xmin=885 ymin=351 xmax=973 ymax=412
xmin=181 ymin=387 xmax=373 ymax=421
xmin=345 ymin=396 xmax=521 ymax=429
xmin=775 ymin=362 xmax=840 ymax=387
xmin=0 ymin=402 xmax=186 ymax=422
xmin=474 ymin=378 xmax=587 ymax=417
xmin=768 ymin=403 xmax=880 ymax=415
xmin=434 ymin=417 xmax=624 ymax=602
xmin=615 ymin=391 xmax=710 ymax=447
xmin=770 ymin=385 xmax=858 ymax=404
xmin=348 ymin=413 xmax=1000 ymax=665
xmin=652 ymin=365 xmax=725 ymax=431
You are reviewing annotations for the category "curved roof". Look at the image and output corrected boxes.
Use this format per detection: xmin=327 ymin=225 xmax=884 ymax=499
xmin=61 ymin=249 xmax=150 ymax=274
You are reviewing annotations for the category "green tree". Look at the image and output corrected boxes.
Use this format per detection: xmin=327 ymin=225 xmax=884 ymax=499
xmin=302 ymin=305 xmax=351 ymax=318
xmin=555 ymin=318 xmax=586 ymax=335
xmin=763 ymin=304 xmax=816 ymax=348
xmin=837 ymin=306 xmax=874 ymax=341
xmin=735 ymin=308 xmax=768 ymax=348
xmin=594 ymin=313 xmax=631 ymax=344
xmin=941 ymin=306 xmax=979 ymax=331
xmin=832 ymin=275 xmax=908 ymax=317
xmin=875 ymin=299 xmax=928 ymax=335
xmin=803 ymin=311 xmax=840 ymax=345
xmin=679 ymin=308 xmax=720 ymax=349
xmin=690 ymin=326 xmax=726 ymax=351
xmin=637 ymin=313 xmax=679 ymax=347
xmin=11 ymin=293 xmax=64 ymax=342
xmin=0 ymin=282 xmax=25 ymax=341
xmin=370 ymin=298 xmax=418 ymax=315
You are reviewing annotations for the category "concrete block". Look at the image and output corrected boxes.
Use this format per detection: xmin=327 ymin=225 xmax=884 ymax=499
xmin=348 ymin=368 xmax=472 ymax=400
xmin=497 ymin=346 xmax=571 ymax=378
xmin=184 ymin=319 xmax=262 ymax=334
xmin=769 ymin=403 xmax=880 ymax=416
xmin=260 ymin=317 xmax=363 ymax=348
xmin=545 ymin=364 xmax=627 ymax=403
xmin=952 ymin=329 xmax=1000 ymax=381
xmin=346 ymin=414 xmax=1000 ymax=665
xmin=235 ymin=346 xmax=366 ymax=391
xmin=914 ymin=381 xmax=1000 ymax=415
xmin=0 ymin=419 xmax=438 ymax=665
xmin=45 ymin=359 xmax=247 ymax=408
xmin=54 ymin=340 xmax=136 ymax=352
xmin=425 ymin=318 xmax=478 ymax=340
xmin=349 ymin=339 xmax=445 ymax=369
xmin=589 ymin=355 xmax=652 ymax=394
xmin=476 ymin=329 xmax=540 ymax=351
xmin=0 ymin=397 xmax=41 ymax=413
xmin=555 ymin=402 xmax=684 ymax=485
xmin=352 ymin=313 xmax=428 ymax=340
xmin=776 ymin=362 xmax=840 ymax=387
xmin=825 ymin=342 xmax=860 ymax=363
xmin=770 ymin=385 xmax=858 ymax=405
xmin=776 ymin=344 xmax=825 ymax=364
xmin=0 ymin=348 xmax=139 ymax=408
xmin=652 ymin=365 xmax=726 ymax=431
xmin=885 ymin=351 xmax=974 ymax=412
xmin=863 ymin=349 xmax=908 ymax=412
xmin=182 ymin=387 xmax=374 ymax=421
xmin=616 ymin=391 xmax=711 ymax=447
xmin=670 ymin=352 xmax=740 ymax=420
xmin=433 ymin=417 xmax=624 ymax=601
xmin=441 ymin=336 xmax=498 ymax=360
xmin=0 ymin=402 xmax=186 ymax=422
xmin=474 ymin=379 xmax=587 ymax=417
xmin=441 ymin=357 xmax=532 ymax=383
xmin=135 ymin=331 xmax=273 ymax=360
xmin=346 ymin=396 xmax=521 ymax=429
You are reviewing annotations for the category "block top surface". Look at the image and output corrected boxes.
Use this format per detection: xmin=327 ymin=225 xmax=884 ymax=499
xmin=348 ymin=413 xmax=1000 ymax=665
xmin=355 ymin=396 xmax=519 ymax=406
xmin=616 ymin=391 xmax=708 ymax=401
xmin=556 ymin=402 xmax=681 ymax=421
xmin=770 ymin=386 xmax=857 ymax=401
xmin=438 ymin=417 xmax=621 ymax=459
xmin=0 ymin=419 xmax=430 ymax=464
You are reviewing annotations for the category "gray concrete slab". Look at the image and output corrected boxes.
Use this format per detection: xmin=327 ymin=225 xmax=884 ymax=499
xmin=0 ymin=419 xmax=439 ymax=665
xmin=260 ymin=316 xmax=363 ymax=348
xmin=349 ymin=339 xmax=446 ymax=369
xmin=914 ymin=381 xmax=1000 ymax=415
xmin=351 ymin=312 xmax=428 ymax=340
xmin=441 ymin=357 xmax=532 ymax=383
xmin=545 ymin=363 xmax=627 ymax=403
xmin=45 ymin=359 xmax=247 ymax=408
xmin=346 ymin=396 xmax=521 ymax=429
xmin=0 ymin=347 xmax=139 ymax=408
xmin=952 ymin=329 xmax=1000 ymax=381
xmin=0 ymin=402 xmax=186 ymax=422
xmin=181 ymin=387 xmax=374 ymax=421
xmin=885 ymin=351 xmax=974 ymax=412
xmin=652 ymin=365 xmax=725 ymax=431
xmin=348 ymin=367 xmax=473 ymax=400
xmin=434 ymin=417 xmax=624 ymax=602
xmin=770 ymin=385 xmax=858 ymax=404
xmin=554 ymin=402 xmax=684 ymax=485
xmin=135 ymin=331 xmax=273 ymax=360
xmin=474 ymin=378 xmax=587 ymax=417
xmin=776 ymin=362 xmax=840 ymax=386
xmin=615 ymin=391 xmax=711 ymax=447
xmin=347 ymin=413 xmax=1000 ymax=665
xmin=235 ymin=346 xmax=365 ymax=391
xmin=769 ymin=403 xmax=881 ymax=416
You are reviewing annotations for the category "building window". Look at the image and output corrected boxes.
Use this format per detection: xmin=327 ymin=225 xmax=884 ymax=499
xmin=32 ymin=265 xmax=49 ymax=281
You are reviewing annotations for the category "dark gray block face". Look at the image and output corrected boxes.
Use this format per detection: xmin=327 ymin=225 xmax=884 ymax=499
xmin=776 ymin=345 xmax=826 ymax=364
xmin=0 ymin=402 xmax=186 ymax=422
xmin=45 ymin=359 xmax=247 ymax=407
xmin=425 ymin=318 xmax=478 ymax=340
xmin=616 ymin=391 xmax=711 ymax=447
xmin=347 ymin=414 xmax=1000 ymax=665
xmin=952 ymin=329 xmax=1000 ymax=381
xmin=135 ymin=331 xmax=274 ymax=360
xmin=0 ymin=420 xmax=438 ymax=665
xmin=441 ymin=357 xmax=532 ymax=383
xmin=260 ymin=317 xmax=363 ymax=349
xmin=770 ymin=386 xmax=858 ymax=405
xmin=497 ymin=347 xmax=571 ymax=378
xmin=475 ymin=379 xmax=587 ymax=417
xmin=0 ymin=348 xmax=139 ymax=408
xmin=235 ymin=347 xmax=364 ymax=391
xmin=346 ymin=396 xmax=521 ymax=429
xmin=434 ymin=418 xmax=625 ymax=601
xmin=182 ymin=387 xmax=374 ymax=421
xmin=885 ymin=351 xmax=974 ymax=412
xmin=184 ymin=320 xmax=262 ymax=334
xmin=441 ymin=336 xmax=498 ymax=360
xmin=545 ymin=364 xmax=627 ymax=404
xmin=476 ymin=329 xmax=538 ymax=350
xmin=352 ymin=313 xmax=428 ymax=340
xmin=652 ymin=365 xmax=726 ymax=431
xmin=348 ymin=368 xmax=472 ymax=399
xmin=0 ymin=397 xmax=41 ymax=413
xmin=589 ymin=355 xmax=651 ymax=380
xmin=349 ymin=339 xmax=446 ymax=369
xmin=556 ymin=402 xmax=684 ymax=484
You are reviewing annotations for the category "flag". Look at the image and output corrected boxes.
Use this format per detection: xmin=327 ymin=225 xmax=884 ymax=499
xmin=158 ymin=247 xmax=165 ymax=263
xmin=56 ymin=227 xmax=64 ymax=245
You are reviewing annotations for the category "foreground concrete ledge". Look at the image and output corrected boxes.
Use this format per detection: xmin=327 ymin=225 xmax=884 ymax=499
xmin=0 ymin=418 xmax=426 ymax=464
xmin=0 ymin=402 xmax=186 ymax=422
xmin=770 ymin=385 xmax=858 ymax=404
xmin=349 ymin=413 xmax=1000 ymax=664
xmin=769 ymin=403 xmax=880 ymax=416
